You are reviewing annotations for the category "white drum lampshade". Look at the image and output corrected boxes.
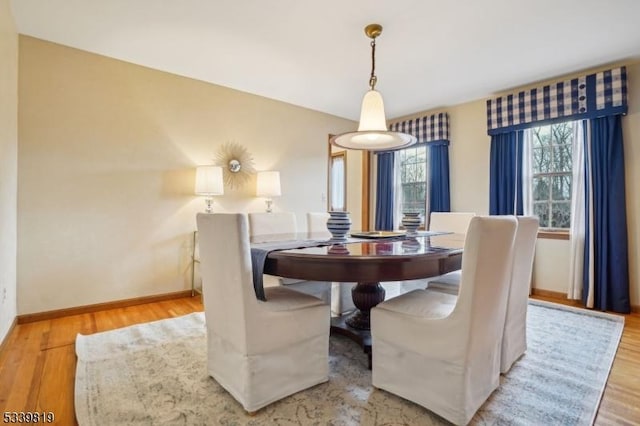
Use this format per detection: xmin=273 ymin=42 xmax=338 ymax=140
xmin=195 ymin=166 xmax=224 ymax=213
xmin=256 ymin=171 xmax=281 ymax=212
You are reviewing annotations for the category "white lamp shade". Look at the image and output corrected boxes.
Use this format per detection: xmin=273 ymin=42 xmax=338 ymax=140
xmin=256 ymin=171 xmax=281 ymax=197
xmin=330 ymin=90 xmax=417 ymax=151
xmin=357 ymin=90 xmax=388 ymax=131
xmin=331 ymin=130 xmax=416 ymax=151
xmin=195 ymin=166 xmax=224 ymax=195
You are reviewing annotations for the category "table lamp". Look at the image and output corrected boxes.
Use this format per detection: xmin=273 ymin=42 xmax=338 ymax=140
xmin=195 ymin=166 xmax=224 ymax=213
xmin=256 ymin=171 xmax=281 ymax=213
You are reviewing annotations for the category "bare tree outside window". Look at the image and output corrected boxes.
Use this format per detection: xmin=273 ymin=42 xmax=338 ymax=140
xmin=531 ymin=122 xmax=573 ymax=229
xmin=398 ymin=145 xmax=427 ymax=217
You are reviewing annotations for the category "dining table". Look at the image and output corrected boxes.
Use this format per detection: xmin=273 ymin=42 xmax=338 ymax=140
xmin=253 ymin=231 xmax=464 ymax=367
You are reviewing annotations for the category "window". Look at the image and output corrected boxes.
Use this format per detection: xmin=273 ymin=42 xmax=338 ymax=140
xmin=329 ymin=151 xmax=346 ymax=211
xmin=531 ymin=122 xmax=573 ymax=229
xmin=398 ymin=145 xmax=427 ymax=217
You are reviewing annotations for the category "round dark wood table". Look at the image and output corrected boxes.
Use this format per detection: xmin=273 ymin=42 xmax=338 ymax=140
xmin=259 ymin=233 xmax=464 ymax=367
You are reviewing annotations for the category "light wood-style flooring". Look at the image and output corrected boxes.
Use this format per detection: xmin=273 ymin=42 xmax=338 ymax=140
xmin=0 ymin=295 xmax=638 ymax=425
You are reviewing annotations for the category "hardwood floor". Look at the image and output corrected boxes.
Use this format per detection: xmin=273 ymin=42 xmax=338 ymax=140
xmin=0 ymin=297 xmax=203 ymax=425
xmin=0 ymin=295 xmax=638 ymax=425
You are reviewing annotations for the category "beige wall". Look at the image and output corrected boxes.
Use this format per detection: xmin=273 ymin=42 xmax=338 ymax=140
xmin=16 ymin=33 xmax=640 ymax=313
xmin=393 ymin=61 xmax=640 ymax=306
xmin=623 ymin=63 xmax=640 ymax=308
xmin=0 ymin=0 xmax=18 ymax=342
xmin=346 ymin=151 xmax=363 ymax=230
xmin=18 ymin=36 xmax=355 ymax=314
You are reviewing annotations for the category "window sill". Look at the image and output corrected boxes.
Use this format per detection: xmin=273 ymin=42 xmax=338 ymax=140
xmin=537 ymin=230 xmax=569 ymax=240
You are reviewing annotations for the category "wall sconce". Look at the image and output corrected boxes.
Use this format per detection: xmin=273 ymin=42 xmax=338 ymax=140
xmin=195 ymin=166 xmax=224 ymax=213
xmin=256 ymin=171 xmax=281 ymax=213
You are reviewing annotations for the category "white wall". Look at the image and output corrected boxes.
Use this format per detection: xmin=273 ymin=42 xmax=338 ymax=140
xmin=0 ymin=0 xmax=18 ymax=342
xmin=17 ymin=36 xmax=356 ymax=315
xmin=17 ymin=36 xmax=640 ymax=313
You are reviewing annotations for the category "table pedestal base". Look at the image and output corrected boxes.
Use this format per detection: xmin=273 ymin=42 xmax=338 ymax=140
xmin=345 ymin=282 xmax=385 ymax=330
xmin=330 ymin=282 xmax=386 ymax=369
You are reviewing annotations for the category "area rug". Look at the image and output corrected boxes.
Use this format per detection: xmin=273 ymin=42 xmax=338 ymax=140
xmin=75 ymin=300 xmax=624 ymax=425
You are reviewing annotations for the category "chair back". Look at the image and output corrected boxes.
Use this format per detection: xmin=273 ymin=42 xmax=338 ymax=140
xmin=248 ymin=212 xmax=297 ymax=237
xmin=428 ymin=212 xmax=475 ymax=234
xmin=501 ymin=216 xmax=539 ymax=372
xmin=197 ymin=213 xmax=259 ymax=354
xmin=307 ymin=212 xmax=330 ymax=236
xmin=453 ymin=216 xmax=517 ymax=362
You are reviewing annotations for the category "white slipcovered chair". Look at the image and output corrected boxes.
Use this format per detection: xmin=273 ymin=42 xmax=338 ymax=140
xmin=306 ymin=212 xmax=356 ymax=316
xmin=423 ymin=211 xmax=476 ymax=293
xmin=500 ymin=216 xmax=539 ymax=373
xmin=428 ymin=211 xmax=477 ymax=234
xmin=248 ymin=212 xmax=332 ymax=304
xmin=248 ymin=212 xmax=297 ymax=237
xmin=196 ymin=213 xmax=330 ymax=413
xmin=371 ymin=216 xmax=517 ymax=425
xmin=306 ymin=212 xmax=331 ymax=238
xmin=426 ymin=216 xmax=539 ymax=372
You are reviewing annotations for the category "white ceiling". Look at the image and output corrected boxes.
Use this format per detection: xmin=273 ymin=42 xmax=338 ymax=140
xmin=10 ymin=0 xmax=640 ymax=121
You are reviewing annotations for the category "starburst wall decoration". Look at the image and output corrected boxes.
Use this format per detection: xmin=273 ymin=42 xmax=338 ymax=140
xmin=214 ymin=142 xmax=256 ymax=189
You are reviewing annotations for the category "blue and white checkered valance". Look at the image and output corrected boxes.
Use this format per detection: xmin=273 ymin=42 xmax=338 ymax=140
xmin=487 ymin=67 xmax=627 ymax=135
xmin=389 ymin=112 xmax=449 ymax=144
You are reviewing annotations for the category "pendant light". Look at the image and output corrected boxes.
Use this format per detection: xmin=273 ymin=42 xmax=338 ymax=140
xmin=330 ymin=24 xmax=416 ymax=151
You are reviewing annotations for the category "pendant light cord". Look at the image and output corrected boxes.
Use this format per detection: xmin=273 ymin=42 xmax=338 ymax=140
xmin=369 ymin=39 xmax=377 ymax=90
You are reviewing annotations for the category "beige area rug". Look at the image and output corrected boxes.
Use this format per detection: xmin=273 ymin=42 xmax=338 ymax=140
xmin=75 ymin=300 xmax=623 ymax=425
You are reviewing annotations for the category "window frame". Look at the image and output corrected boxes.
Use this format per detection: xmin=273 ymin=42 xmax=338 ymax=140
xmin=328 ymin=151 xmax=347 ymax=212
xmin=530 ymin=122 xmax=574 ymax=232
xmin=396 ymin=144 xmax=428 ymax=228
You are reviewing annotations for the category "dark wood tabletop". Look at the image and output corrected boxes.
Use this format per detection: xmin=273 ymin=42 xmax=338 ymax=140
xmin=261 ymin=233 xmax=463 ymax=283
xmin=254 ymin=231 xmax=464 ymax=368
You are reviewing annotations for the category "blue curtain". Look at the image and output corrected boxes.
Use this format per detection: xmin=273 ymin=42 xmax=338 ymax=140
xmin=489 ymin=131 xmax=524 ymax=215
xmin=584 ymin=115 xmax=630 ymax=313
xmin=375 ymin=152 xmax=395 ymax=231
xmin=429 ymin=142 xmax=450 ymax=212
